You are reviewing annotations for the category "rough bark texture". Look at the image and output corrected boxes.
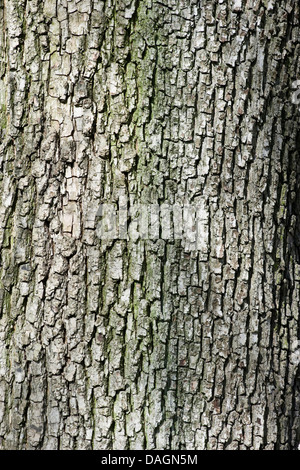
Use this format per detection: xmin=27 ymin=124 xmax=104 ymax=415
xmin=0 ymin=0 xmax=300 ymax=450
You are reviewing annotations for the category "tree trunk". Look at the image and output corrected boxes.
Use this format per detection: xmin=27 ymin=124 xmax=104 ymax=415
xmin=0 ymin=0 xmax=299 ymax=450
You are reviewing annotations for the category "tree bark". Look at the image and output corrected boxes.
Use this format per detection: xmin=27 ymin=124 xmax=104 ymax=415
xmin=0 ymin=0 xmax=299 ymax=450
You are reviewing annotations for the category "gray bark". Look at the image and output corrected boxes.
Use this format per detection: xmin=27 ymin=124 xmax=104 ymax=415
xmin=0 ymin=0 xmax=299 ymax=450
